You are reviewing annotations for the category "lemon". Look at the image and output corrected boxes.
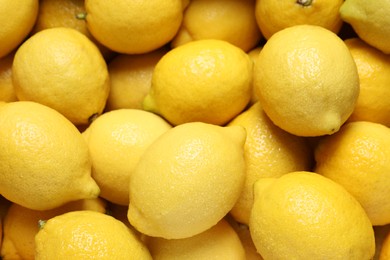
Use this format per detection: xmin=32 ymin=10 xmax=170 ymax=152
xmin=0 ymin=0 xmax=39 ymax=58
xmin=0 ymin=101 xmax=100 ymax=210
xmin=128 ymin=122 xmax=246 ymax=239
xmin=35 ymin=210 xmax=152 ymax=259
xmin=254 ymin=25 xmax=359 ymax=136
xmin=83 ymin=109 xmax=172 ymax=205
xmin=0 ymin=52 xmax=17 ymax=102
xmin=146 ymin=219 xmax=246 ymax=259
xmin=249 ymin=171 xmax=375 ymax=259
xmin=340 ymin=0 xmax=390 ymax=54
xmin=344 ymin=38 xmax=390 ymax=127
xmin=85 ymin=0 xmax=183 ymax=54
xmin=1 ymin=198 xmax=106 ymax=260
xmin=247 ymin=47 xmax=262 ymax=105
xmin=255 ymin=0 xmax=343 ymax=39
xmin=144 ymin=39 xmax=253 ymax=126
xmin=171 ymin=0 xmax=261 ymax=52
xmin=12 ymin=27 xmax=110 ymax=125
xmin=106 ymin=47 xmax=168 ymax=111
xmin=315 ymin=121 xmax=390 ymax=226
xmin=228 ymin=102 xmax=313 ymax=224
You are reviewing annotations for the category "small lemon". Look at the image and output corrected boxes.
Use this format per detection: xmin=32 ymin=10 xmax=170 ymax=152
xmin=85 ymin=0 xmax=183 ymax=54
xmin=0 ymin=52 xmax=17 ymax=102
xmin=1 ymin=198 xmax=107 ymax=260
xmin=254 ymin=25 xmax=359 ymax=136
xmin=106 ymin=47 xmax=168 ymax=111
xmin=0 ymin=101 xmax=100 ymax=210
xmin=128 ymin=122 xmax=246 ymax=239
xmin=340 ymin=0 xmax=390 ymax=54
xmin=228 ymin=102 xmax=313 ymax=224
xmin=255 ymin=0 xmax=343 ymax=39
xmin=0 ymin=0 xmax=39 ymax=58
xmin=249 ymin=171 xmax=375 ymax=259
xmin=83 ymin=109 xmax=172 ymax=205
xmin=12 ymin=27 xmax=110 ymax=125
xmin=344 ymin=38 xmax=390 ymax=127
xmin=144 ymin=39 xmax=253 ymax=126
xmin=35 ymin=210 xmax=152 ymax=259
xmin=146 ymin=219 xmax=246 ymax=259
xmin=315 ymin=121 xmax=390 ymax=225
xmin=171 ymin=0 xmax=261 ymax=52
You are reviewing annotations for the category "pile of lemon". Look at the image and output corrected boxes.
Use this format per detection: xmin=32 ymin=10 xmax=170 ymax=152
xmin=1 ymin=0 xmax=390 ymax=259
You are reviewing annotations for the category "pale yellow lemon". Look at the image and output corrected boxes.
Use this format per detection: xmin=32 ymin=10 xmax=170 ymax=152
xmin=1 ymin=198 xmax=106 ymax=260
xmin=144 ymin=39 xmax=253 ymax=126
xmin=171 ymin=0 xmax=261 ymax=52
xmin=35 ymin=210 xmax=152 ymax=259
xmin=254 ymin=25 xmax=359 ymax=136
xmin=228 ymin=102 xmax=313 ymax=224
xmin=249 ymin=171 xmax=375 ymax=259
xmin=85 ymin=0 xmax=183 ymax=54
xmin=146 ymin=219 xmax=246 ymax=260
xmin=0 ymin=52 xmax=17 ymax=102
xmin=0 ymin=101 xmax=100 ymax=210
xmin=0 ymin=0 xmax=39 ymax=58
xmin=12 ymin=27 xmax=110 ymax=125
xmin=106 ymin=47 xmax=168 ymax=111
xmin=340 ymin=0 xmax=390 ymax=54
xmin=315 ymin=121 xmax=390 ymax=226
xmin=128 ymin=122 xmax=246 ymax=239
xmin=255 ymin=0 xmax=343 ymax=39
xmin=83 ymin=109 xmax=172 ymax=205
xmin=344 ymin=38 xmax=390 ymax=127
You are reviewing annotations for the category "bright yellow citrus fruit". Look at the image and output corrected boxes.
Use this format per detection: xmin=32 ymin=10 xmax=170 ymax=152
xmin=344 ymin=37 xmax=390 ymax=127
xmin=0 ymin=101 xmax=100 ymax=210
xmin=35 ymin=210 xmax=152 ymax=259
xmin=255 ymin=0 xmax=343 ymax=39
xmin=84 ymin=0 xmax=183 ymax=54
xmin=0 ymin=52 xmax=17 ymax=102
xmin=12 ymin=27 xmax=110 ymax=125
xmin=253 ymin=25 xmax=359 ymax=136
xmin=340 ymin=0 xmax=390 ymax=54
xmin=0 ymin=0 xmax=39 ymax=58
xmin=83 ymin=109 xmax=172 ymax=205
xmin=106 ymin=47 xmax=168 ymax=111
xmin=249 ymin=171 xmax=375 ymax=259
xmin=128 ymin=122 xmax=246 ymax=239
xmin=228 ymin=102 xmax=313 ymax=224
xmin=146 ymin=219 xmax=246 ymax=259
xmin=143 ymin=39 xmax=253 ymax=126
xmin=0 ymin=198 xmax=107 ymax=260
xmin=315 ymin=121 xmax=390 ymax=226
xmin=171 ymin=0 xmax=261 ymax=52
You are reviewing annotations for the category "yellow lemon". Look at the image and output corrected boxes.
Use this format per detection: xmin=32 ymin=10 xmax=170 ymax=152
xmin=254 ymin=25 xmax=359 ymax=136
xmin=146 ymin=219 xmax=246 ymax=259
xmin=84 ymin=0 xmax=183 ymax=54
xmin=35 ymin=210 xmax=152 ymax=259
xmin=344 ymin=38 xmax=390 ymax=127
xmin=171 ymin=0 xmax=261 ymax=52
xmin=83 ymin=109 xmax=172 ymax=205
xmin=0 ymin=52 xmax=17 ymax=102
xmin=340 ymin=0 xmax=390 ymax=54
xmin=144 ymin=39 xmax=253 ymax=126
xmin=255 ymin=0 xmax=343 ymax=39
xmin=228 ymin=102 xmax=313 ymax=224
xmin=32 ymin=0 xmax=113 ymax=60
xmin=0 ymin=101 xmax=100 ymax=210
xmin=106 ymin=47 xmax=168 ymax=111
xmin=12 ymin=27 xmax=110 ymax=125
xmin=128 ymin=122 xmax=246 ymax=239
xmin=0 ymin=0 xmax=39 ymax=58
xmin=247 ymin=47 xmax=262 ymax=105
xmin=249 ymin=171 xmax=375 ymax=259
xmin=315 ymin=121 xmax=390 ymax=226
xmin=1 ymin=198 xmax=106 ymax=260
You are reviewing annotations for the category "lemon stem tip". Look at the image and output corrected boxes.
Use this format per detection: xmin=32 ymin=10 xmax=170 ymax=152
xmin=297 ymin=0 xmax=312 ymax=6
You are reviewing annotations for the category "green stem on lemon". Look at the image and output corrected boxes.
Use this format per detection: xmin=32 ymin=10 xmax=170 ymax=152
xmin=297 ymin=0 xmax=312 ymax=6
xmin=38 ymin=219 xmax=46 ymax=230
xmin=76 ymin=12 xmax=87 ymax=20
